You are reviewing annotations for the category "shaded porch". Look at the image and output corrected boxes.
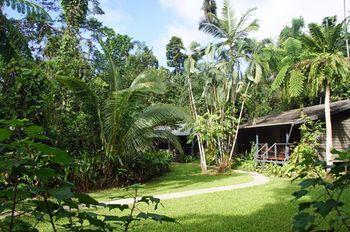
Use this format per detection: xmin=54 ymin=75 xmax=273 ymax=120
xmin=255 ymin=143 xmax=290 ymax=164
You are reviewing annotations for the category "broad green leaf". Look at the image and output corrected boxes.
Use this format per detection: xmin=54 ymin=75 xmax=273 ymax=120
xmin=292 ymin=189 xmax=308 ymax=199
xmin=298 ymin=202 xmax=311 ymax=211
xmin=36 ymin=168 xmax=56 ymax=181
xmin=24 ymin=125 xmax=47 ymax=139
xmin=74 ymin=193 xmax=100 ymax=206
xmin=292 ymin=212 xmax=315 ymax=231
xmin=313 ymin=201 xmax=333 ymax=217
xmin=0 ymin=128 xmax=12 ymax=142
xmin=299 ymin=178 xmax=318 ymax=189
xmin=32 ymin=143 xmax=72 ymax=165
xmin=49 ymin=187 xmax=73 ymax=201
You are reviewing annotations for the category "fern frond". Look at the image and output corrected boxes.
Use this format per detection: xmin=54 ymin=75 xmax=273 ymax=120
xmin=271 ymin=65 xmax=289 ymax=90
xmin=288 ymin=70 xmax=304 ymax=97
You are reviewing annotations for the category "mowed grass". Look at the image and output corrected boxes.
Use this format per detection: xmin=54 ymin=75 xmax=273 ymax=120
xmin=90 ymin=162 xmax=253 ymax=201
xmin=36 ymin=163 xmax=350 ymax=231
xmin=94 ymin=177 xmax=350 ymax=232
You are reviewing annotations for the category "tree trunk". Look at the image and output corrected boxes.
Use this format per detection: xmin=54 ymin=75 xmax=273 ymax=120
xmin=229 ymin=82 xmax=251 ymax=161
xmin=325 ymin=84 xmax=333 ymax=166
xmin=187 ymin=74 xmax=207 ymax=173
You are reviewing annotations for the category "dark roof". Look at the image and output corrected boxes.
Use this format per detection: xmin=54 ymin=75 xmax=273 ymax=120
xmin=241 ymin=99 xmax=350 ymax=129
xmin=156 ymin=124 xmax=191 ymax=136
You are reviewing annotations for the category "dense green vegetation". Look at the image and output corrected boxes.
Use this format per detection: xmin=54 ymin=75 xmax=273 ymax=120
xmin=1 ymin=0 xmax=350 ymax=231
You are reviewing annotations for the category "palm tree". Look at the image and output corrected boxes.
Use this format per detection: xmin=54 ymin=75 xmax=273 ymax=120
xmin=184 ymin=44 xmax=208 ymax=173
xmin=199 ymin=1 xmax=261 ymax=162
xmin=199 ymin=0 xmax=258 ymax=60
xmin=272 ymin=19 xmax=350 ymax=165
xmin=227 ymin=39 xmax=271 ymax=160
xmin=59 ymin=41 xmax=191 ymax=164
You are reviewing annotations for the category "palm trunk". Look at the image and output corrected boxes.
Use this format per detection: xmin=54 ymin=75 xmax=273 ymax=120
xmin=325 ymin=84 xmax=333 ymax=166
xmin=187 ymin=74 xmax=207 ymax=173
xmin=229 ymin=82 xmax=250 ymax=161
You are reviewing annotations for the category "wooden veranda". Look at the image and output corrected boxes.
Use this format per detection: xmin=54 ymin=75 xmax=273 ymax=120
xmin=255 ymin=143 xmax=290 ymax=164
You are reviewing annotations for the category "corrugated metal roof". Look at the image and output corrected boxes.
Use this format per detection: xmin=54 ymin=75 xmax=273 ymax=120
xmin=241 ymin=99 xmax=350 ymax=129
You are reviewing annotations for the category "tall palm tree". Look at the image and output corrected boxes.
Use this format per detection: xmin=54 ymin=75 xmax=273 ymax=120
xmin=272 ymin=19 xmax=350 ymax=165
xmin=59 ymin=41 xmax=191 ymax=164
xmin=199 ymin=0 xmax=258 ymax=60
xmin=199 ymin=1 xmax=261 ymax=162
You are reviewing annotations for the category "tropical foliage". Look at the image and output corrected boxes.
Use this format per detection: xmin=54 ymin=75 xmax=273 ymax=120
xmin=1 ymin=0 xmax=350 ymax=230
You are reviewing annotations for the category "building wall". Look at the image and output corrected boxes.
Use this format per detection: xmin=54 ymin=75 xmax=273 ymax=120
xmin=331 ymin=112 xmax=350 ymax=150
xmin=237 ymin=124 xmax=299 ymax=154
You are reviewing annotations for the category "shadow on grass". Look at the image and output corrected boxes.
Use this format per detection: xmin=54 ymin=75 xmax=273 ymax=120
xmin=133 ymin=178 xmax=300 ymax=232
xmin=135 ymin=178 xmax=350 ymax=232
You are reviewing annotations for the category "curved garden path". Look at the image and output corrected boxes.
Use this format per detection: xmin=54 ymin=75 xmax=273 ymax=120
xmin=104 ymin=171 xmax=270 ymax=205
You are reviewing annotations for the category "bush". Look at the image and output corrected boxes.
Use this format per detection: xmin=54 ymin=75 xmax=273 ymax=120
xmin=292 ymin=148 xmax=350 ymax=231
xmin=122 ymin=151 xmax=172 ymax=184
xmin=232 ymin=153 xmax=296 ymax=178
xmin=69 ymin=150 xmax=173 ymax=192
xmin=0 ymin=119 xmax=176 ymax=231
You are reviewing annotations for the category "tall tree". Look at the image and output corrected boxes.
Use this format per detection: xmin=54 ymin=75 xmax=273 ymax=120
xmin=166 ymin=36 xmax=186 ymax=74
xmin=199 ymin=0 xmax=260 ymax=162
xmin=272 ymin=18 xmax=350 ymax=165
xmin=279 ymin=17 xmax=305 ymax=43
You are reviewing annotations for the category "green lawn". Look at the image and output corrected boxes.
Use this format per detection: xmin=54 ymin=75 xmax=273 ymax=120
xmin=89 ymin=162 xmax=253 ymax=201
xmin=94 ymin=177 xmax=350 ymax=232
xmin=94 ymin=177 xmax=299 ymax=232
xmin=37 ymin=163 xmax=350 ymax=231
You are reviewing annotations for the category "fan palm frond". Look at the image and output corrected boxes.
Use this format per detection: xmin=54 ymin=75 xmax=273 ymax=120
xmin=199 ymin=19 xmax=226 ymax=39
xmin=122 ymin=104 xmax=191 ymax=154
xmin=129 ymin=69 xmax=166 ymax=94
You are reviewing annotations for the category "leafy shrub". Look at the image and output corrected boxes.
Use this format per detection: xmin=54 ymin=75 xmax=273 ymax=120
xmin=68 ymin=152 xmax=120 ymax=192
xmin=291 ymin=148 xmax=350 ymax=231
xmin=259 ymin=162 xmax=296 ymax=178
xmin=69 ymin=150 xmax=172 ymax=191
xmin=183 ymin=155 xmax=197 ymax=163
xmin=0 ymin=119 xmax=176 ymax=231
xmin=122 ymin=151 xmax=172 ymax=184
xmin=232 ymin=155 xmax=258 ymax=172
xmin=216 ymin=157 xmax=232 ymax=173
xmin=288 ymin=118 xmax=325 ymax=177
